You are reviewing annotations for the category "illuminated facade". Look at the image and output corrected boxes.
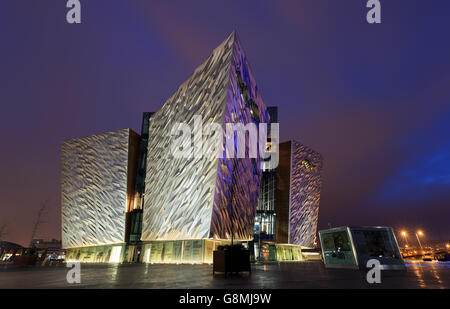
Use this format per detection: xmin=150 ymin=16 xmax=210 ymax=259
xmin=141 ymin=31 xmax=269 ymax=243
xmin=60 ymin=32 xmax=324 ymax=264
xmin=253 ymin=137 xmax=323 ymax=261
xmin=276 ymin=141 xmax=323 ymax=248
xmin=61 ymin=129 xmax=140 ymax=261
xmin=254 ymin=106 xmax=278 ymax=240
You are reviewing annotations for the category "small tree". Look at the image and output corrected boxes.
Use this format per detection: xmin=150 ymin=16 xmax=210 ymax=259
xmin=30 ymin=203 xmax=47 ymax=247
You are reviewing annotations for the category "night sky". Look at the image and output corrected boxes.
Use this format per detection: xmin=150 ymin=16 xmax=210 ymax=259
xmin=1 ymin=1 xmax=449 ymax=246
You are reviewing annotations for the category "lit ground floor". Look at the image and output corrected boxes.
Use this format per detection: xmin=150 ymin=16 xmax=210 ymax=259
xmin=65 ymin=240 xmax=319 ymax=264
xmin=0 ymin=261 xmax=449 ymax=289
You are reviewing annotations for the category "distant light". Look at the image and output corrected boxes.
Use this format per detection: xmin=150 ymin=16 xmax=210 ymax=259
xmin=417 ymin=231 xmax=423 ymax=236
xmin=401 ymin=231 xmax=407 ymax=237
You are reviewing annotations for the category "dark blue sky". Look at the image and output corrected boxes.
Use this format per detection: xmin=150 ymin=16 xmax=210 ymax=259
xmin=1 ymin=0 xmax=449 ymax=246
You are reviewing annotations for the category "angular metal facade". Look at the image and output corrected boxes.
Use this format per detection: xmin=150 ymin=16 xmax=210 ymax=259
xmin=289 ymin=141 xmax=323 ymax=247
xmin=61 ymin=129 xmax=139 ymax=249
xmin=141 ymin=32 xmax=269 ymax=241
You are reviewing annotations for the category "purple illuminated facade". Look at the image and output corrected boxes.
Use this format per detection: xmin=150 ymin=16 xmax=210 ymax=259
xmin=276 ymin=141 xmax=323 ymax=247
xmin=209 ymin=33 xmax=270 ymax=240
xmin=61 ymin=31 xmax=322 ymax=264
xmin=141 ymin=32 xmax=269 ymax=242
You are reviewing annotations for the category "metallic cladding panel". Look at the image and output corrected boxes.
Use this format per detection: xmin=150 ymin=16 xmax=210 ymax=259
xmin=141 ymin=34 xmax=233 ymax=241
xmin=61 ymin=129 xmax=132 ymax=249
xmin=289 ymin=141 xmax=323 ymax=247
xmin=209 ymin=33 xmax=269 ymax=240
xmin=141 ymin=32 xmax=268 ymax=241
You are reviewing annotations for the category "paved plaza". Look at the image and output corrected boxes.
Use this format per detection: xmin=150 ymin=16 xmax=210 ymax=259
xmin=0 ymin=261 xmax=449 ymax=289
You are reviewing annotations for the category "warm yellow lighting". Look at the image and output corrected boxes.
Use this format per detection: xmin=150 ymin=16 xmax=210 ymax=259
xmin=405 ymin=244 xmax=408 ymax=248
xmin=301 ymin=160 xmax=315 ymax=171
xmin=145 ymin=248 xmax=151 ymax=263
xmin=109 ymin=246 xmax=122 ymax=263
xmin=401 ymin=231 xmax=407 ymax=237
xmin=417 ymin=231 xmax=423 ymax=236
xmin=446 ymin=244 xmax=449 ymax=249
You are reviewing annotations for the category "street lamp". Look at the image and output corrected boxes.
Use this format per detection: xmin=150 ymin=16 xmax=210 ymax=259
xmin=415 ymin=230 xmax=424 ymax=250
xmin=401 ymin=231 xmax=408 ymax=248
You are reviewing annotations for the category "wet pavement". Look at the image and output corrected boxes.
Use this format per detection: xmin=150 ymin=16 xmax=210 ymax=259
xmin=0 ymin=260 xmax=449 ymax=289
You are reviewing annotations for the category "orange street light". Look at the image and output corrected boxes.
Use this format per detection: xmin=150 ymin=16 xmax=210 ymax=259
xmin=400 ymin=231 xmax=409 ymax=248
xmin=415 ymin=230 xmax=424 ymax=250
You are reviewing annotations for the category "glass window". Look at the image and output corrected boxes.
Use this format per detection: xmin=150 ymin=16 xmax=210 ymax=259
xmin=355 ymin=230 xmax=400 ymax=259
xmin=322 ymin=231 xmax=352 ymax=251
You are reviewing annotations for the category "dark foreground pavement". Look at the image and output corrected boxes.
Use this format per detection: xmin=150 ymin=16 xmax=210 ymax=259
xmin=0 ymin=261 xmax=449 ymax=289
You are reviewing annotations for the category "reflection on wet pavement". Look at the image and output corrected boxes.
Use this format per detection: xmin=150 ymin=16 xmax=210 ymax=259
xmin=0 ymin=261 xmax=449 ymax=289
xmin=405 ymin=260 xmax=450 ymax=289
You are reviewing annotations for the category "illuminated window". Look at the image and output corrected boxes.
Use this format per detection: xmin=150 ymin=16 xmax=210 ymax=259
xmin=301 ymin=159 xmax=315 ymax=171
